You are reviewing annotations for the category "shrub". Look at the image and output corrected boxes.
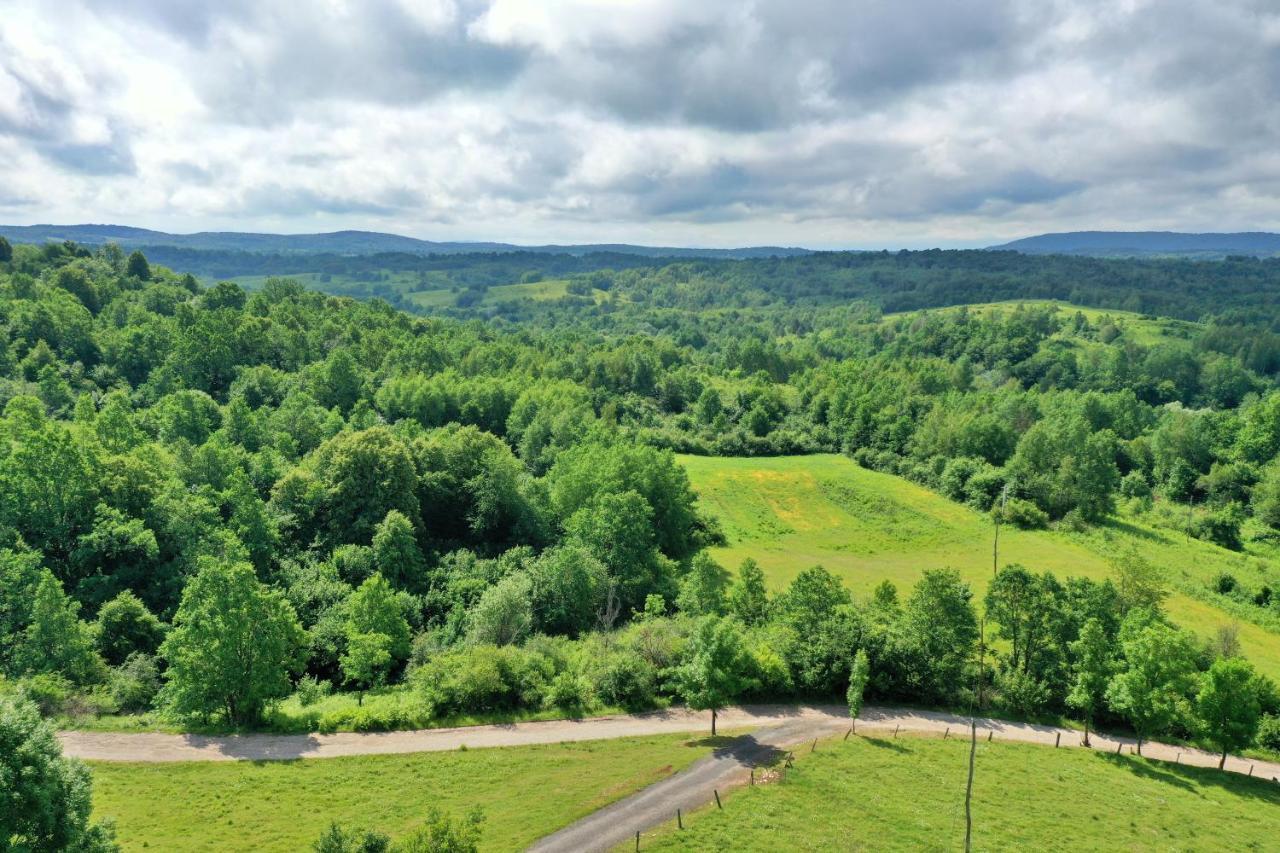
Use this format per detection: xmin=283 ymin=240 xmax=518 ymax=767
xmin=108 ymin=653 xmax=161 ymax=713
xmin=584 ymin=649 xmax=657 ymax=710
xmin=1192 ymin=506 xmax=1244 ymax=551
xmin=413 ymin=644 xmax=554 ymax=716
xmin=1257 ymin=714 xmax=1280 ymax=752
xmin=296 ymin=674 xmax=333 ymax=708
xmin=21 ymin=673 xmax=74 ymax=716
xmin=543 ymin=672 xmax=588 ymax=712
xmin=1119 ymin=470 xmax=1151 ymax=500
xmin=1214 ymin=572 xmax=1238 ymax=596
xmin=998 ymin=498 xmax=1049 ymax=530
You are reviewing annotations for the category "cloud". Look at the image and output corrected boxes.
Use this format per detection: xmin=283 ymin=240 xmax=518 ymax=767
xmin=0 ymin=0 xmax=1278 ymax=246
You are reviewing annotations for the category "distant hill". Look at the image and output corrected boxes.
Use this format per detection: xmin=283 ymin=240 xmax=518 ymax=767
xmin=990 ymin=231 xmax=1280 ymax=258
xmin=0 ymin=223 xmax=809 ymax=260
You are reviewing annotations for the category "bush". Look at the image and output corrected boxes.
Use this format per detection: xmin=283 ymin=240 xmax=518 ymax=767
xmin=1214 ymin=572 xmax=1238 ymax=596
xmin=1119 ymin=470 xmax=1151 ymax=500
xmin=998 ymin=498 xmax=1049 ymax=530
xmin=413 ymin=644 xmax=554 ymax=716
xmin=584 ymin=649 xmax=657 ymax=710
xmin=1192 ymin=506 xmax=1244 ymax=551
xmin=1258 ymin=714 xmax=1280 ymax=752
xmin=108 ymin=652 xmax=161 ymax=713
xmin=21 ymin=673 xmax=74 ymax=716
xmin=543 ymin=672 xmax=588 ymax=712
xmin=296 ymin=674 xmax=333 ymax=708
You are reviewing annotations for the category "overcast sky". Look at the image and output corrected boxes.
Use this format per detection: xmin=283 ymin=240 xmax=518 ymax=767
xmin=1 ymin=0 xmax=1278 ymax=248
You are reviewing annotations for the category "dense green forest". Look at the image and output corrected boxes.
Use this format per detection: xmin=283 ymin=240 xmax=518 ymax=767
xmin=2 ymin=235 xmax=1279 ymax=774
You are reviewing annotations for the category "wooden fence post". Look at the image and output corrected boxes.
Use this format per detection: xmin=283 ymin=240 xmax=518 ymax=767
xmin=1055 ymin=733 xmax=1060 ymax=748
xmin=894 ymin=725 xmax=899 ymax=738
xmin=1116 ymin=742 xmax=1123 ymax=755
xmin=844 ymin=728 xmax=851 ymax=741
xmin=677 ymin=809 xmax=683 ymax=830
xmin=944 ymin=727 xmax=949 ymax=739
xmin=635 ymin=830 xmax=640 ymax=851
xmin=750 ymin=768 xmax=754 ymax=786
xmin=811 ymin=738 xmax=817 ymax=753
xmin=987 ymin=730 xmax=993 ymax=742
xmin=715 ymin=789 xmax=722 ymax=809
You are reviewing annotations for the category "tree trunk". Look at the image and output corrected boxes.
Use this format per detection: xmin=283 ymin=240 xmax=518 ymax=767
xmin=358 ymin=690 xmax=364 ymax=707
xmin=1219 ymin=748 xmax=1227 ymax=770
xmin=711 ymin=708 xmax=717 ymax=736
xmin=1135 ymin=735 xmax=1142 ymax=756
xmin=1082 ymin=718 xmax=1090 ymax=748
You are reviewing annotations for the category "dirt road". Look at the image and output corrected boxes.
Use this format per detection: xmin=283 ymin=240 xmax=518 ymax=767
xmin=58 ymin=703 xmax=1280 ymax=780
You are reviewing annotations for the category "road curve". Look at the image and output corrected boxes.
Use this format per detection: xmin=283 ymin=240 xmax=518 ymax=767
xmin=527 ymin=717 xmax=847 ymax=853
xmin=58 ymin=703 xmax=1280 ymax=783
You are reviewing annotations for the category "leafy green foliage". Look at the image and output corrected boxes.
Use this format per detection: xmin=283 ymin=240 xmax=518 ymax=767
xmin=0 ymin=695 xmax=117 ymax=851
xmin=159 ymin=559 xmax=306 ymax=725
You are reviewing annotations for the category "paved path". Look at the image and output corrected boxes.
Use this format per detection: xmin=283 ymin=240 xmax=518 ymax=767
xmin=58 ymin=704 xmax=1280 ymax=779
xmin=528 ymin=717 xmax=846 ymax=853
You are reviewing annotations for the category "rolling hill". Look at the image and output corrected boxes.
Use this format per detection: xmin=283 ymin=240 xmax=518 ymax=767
xmin=0 ymin=223 xmax=809 ymax=260
xmin=679 ymin=453 xmax=1280 ymax=681
xmin=991 ymin=230 xmax=1280 ymax=258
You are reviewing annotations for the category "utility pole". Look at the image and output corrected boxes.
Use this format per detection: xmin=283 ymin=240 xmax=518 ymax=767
xmin=965 ymin=616 xmax=985 ymax=853
xmin=993 ymin=482 xmax=1010 ymax=577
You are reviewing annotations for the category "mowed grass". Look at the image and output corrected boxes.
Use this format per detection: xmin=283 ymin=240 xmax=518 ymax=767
xmin=641 ymin=734 xmax=1280 ymax=851
xmin=679 ymin=454 xmax=1280 ymax=681
xmin=91 ymin=734 xmax=716 ymax=852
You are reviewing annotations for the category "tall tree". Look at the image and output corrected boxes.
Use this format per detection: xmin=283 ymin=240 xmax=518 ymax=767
xmin=1106 ymin=618 xmax=1197 ymax=754
xmin=672 ymin=616 xmax=755 ymax=735
xmin=1066 ymin=618 xmax=1113 ymax=747
xmin=676 ymin=553 xmax=730 ymax=616
xmin=1194 ymin=657 xmax=1264 ymax=769
xmin=159 ymin=558 xmax=306 ymax=726
xmin=16 ymin=571 xmax=105 ymax=685
xmin=728 ymin=558 xmax=769 ymax=626
xmin=846 ymin=648 xmax=871 ymax=732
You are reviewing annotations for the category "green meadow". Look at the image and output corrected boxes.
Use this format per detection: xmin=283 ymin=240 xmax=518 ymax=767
xmin=91 ymin=734 xmax=716 ymax=851
xmin=679 ymin=453 xmax=1280 ymax=680
xmin=641 ymin=733 xmax=1280 ymax=851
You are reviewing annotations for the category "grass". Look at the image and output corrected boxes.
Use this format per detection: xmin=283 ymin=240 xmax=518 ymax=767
xmin=887 ymin=299 xmax=1199 ymax=347
xmin=640 ymin=733 xmax=1280 ymax=851
xmin=679 ymin=453 xmax=1280 ymax=681
xmin=90 ymin=733 xmax=717 ymax=851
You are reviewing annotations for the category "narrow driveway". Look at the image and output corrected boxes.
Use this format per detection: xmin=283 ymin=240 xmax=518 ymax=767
xmin=527 ymin=717 xmax=846 ymax=853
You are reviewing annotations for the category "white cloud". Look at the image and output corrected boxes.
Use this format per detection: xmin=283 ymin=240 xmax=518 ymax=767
xmin=0 ymin=0 xmax=1277 ymax=246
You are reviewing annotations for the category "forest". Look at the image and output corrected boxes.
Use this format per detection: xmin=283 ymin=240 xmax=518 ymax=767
xmin=4 ymin=234 xmax=1280 ymax=848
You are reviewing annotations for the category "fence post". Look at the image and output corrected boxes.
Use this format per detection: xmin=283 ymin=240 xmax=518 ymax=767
xmin=715 ymin=789 xmax=722 ymax=809
xmin=1116 ymin=742 xmax=1123 ymax=755
xmin=677 ymin=809 xmax=683 ymax=830
xmin=1055 ymin=733 xmax=1060 ymax=748
xmin=1249 ymin=764 xmax=1254 ymax=777
xmin=894 ymin=724 xmax=900 ymax=738
xmin=944 ymin=727 xmax=949 ymax=739
xmin=750 ymin=768 xmax=754 ymax=786
xmin=811 ymin=738 xmax=817 ymax=753
xmin=844 ymin=728 xmax=851 ymax=741
xmin=987 ymin=730 xmax=993 ymax=742
xmin=1176 ymin=752 xmax=1181 ymax=765
xmin=635 ymin=830 xmax=640 ymax=852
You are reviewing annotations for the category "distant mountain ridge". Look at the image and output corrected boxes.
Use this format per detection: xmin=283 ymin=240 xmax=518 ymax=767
xmin=0 ymin=223 xmax=810 ymax=260
xmin=990 ymin=230 xmax=1280 ymax=257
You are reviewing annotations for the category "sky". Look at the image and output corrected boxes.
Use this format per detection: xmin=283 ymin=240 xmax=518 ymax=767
xmin=1 ymin=0 xmax=1278 ymax=249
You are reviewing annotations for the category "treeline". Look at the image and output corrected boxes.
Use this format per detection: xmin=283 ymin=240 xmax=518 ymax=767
xmin=0 ymin=239 xmax=1278 ymax=751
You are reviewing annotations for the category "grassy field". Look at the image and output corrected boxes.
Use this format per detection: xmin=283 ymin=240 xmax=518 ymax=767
xmin=640 ymin=733 xmax=1280 ymax=851
xmin=679 ymin=453 xmax=1280 ymax=681
xmin=887 ymin=299 xmax=1199 ymax=347
xmin=91 ymin=733 xmax=718 ymax=851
